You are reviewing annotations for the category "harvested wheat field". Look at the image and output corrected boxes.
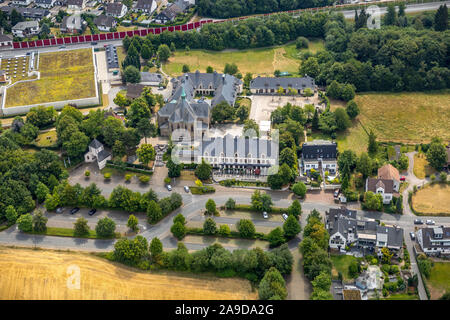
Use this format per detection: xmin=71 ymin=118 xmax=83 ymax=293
xmin=0 ymin=247 xmax=257 ymax=300
xmin=412 ymin=183 xmax=450 ymax=216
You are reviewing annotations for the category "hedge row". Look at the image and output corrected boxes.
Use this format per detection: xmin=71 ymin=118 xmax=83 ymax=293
xmin=190 ymin=186 xmax=215 ymax=195
xmin=222 ymin=204 xmax=288 ymax=214
xmin=186 ymin=227 xmax=268 ymax=241
xmin=105 ymin=163 xmax=153 ymax=175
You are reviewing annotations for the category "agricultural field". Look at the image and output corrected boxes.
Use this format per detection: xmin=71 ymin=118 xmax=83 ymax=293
xmin=428 ymin=262 xmax=450 ymax=300
xmin=0 ymin=247 xmax=257 ymax=300
xmin=162 ymin=40 xmax=324 ymax=77
xmin=5 ymin=49 xmax=96 ymax=108
xmin=411 ymin=183 xmax=450 ymax=216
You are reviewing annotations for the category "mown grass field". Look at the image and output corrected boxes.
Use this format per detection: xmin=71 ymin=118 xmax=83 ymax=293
xmin=330 ymin=254 xmax=359 ymax=280
xmin=34 ymin=130 xmax=57 ymax=147
xmin=412 ymin=183 xmax=450 ymax=215
xmin=428 ymin=262 xmax=450 ymax=300
xmin=0 ymin=247 xmax=257 ymax=300
xmin=413 ymin=152 xmax=437 ymax=179
xmin=330 ymin=91 xmax=450 ymax=154
xmin=5 ymin=49 xmax=96 ymax=108
xmin=162 ymin=40 xmax=324 ymax=77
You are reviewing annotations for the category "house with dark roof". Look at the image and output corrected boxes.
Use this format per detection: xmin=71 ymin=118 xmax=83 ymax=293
xmin=84 ymin=139 xmax=111 ymax=169
xmin=1 ymin=6 xmax=51 ymax=20
xmin=35 ymin=0 xmax=56 ymax=8
xmin=377 ymin=164 xmax=400 ymax=192
xmin=365 ymin=178 xmax=394 ymax=204
xmin=93 ymin=15 xmax=117 ymax=32
xmin=105 ymin=2 xmax=127 ymax=18
xmin=133 ymin=0 xmax=157 ymax=14
xmin=301 ymin=139 xmax=337 ymax=175
xmin=67 ymin=0 xmax=86 ymax=10
xmin=417 ymin=226 xmax=450 ymax=256
xmin=326 ymin=207 xmax=404 ymax=254
xmin=140 ymin=72 xmax=163 ymax=86
xmin=157 ymin=71 xmax=242 ymax=137
xmin=153 ymin=0 xmax=191 ymax=23
xmin=126 ymin=83 xmax=148 ymax=100
xmin=0 ymin=34 xmax=13 ymax=50
xmin=11 ymin=0 xmax=33 ymax=6
xmin=250 ymin=76 xmax=315 ymax=95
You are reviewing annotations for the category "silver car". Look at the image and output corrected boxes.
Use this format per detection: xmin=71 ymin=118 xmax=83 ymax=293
xmin=167 ymin=184 xmax=172 ymax=191
xmin=282 ymin=213 xmax=288 ymax=220
xmin=426 ymin=219 xmax=435 ymax=225
xmin=184 ymin=186 xmax=190 ymax=193
xmin=262 ymin=211 xmax=269 ymax=219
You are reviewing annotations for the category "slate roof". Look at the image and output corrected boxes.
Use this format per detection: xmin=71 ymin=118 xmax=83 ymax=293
xmin=366 ymin=178 xmax=394 ymax=194
xmin=302 ymin=140 xmax=337 ymax=160
xmin=67 ymin=0 xmax=84 ymax=6
xmin=1 ymin=6 xmax=50 ymax=19
xmin=61 ymin=15 xmax=84 ymax=31
xmin=378 ymin=164 xmax=400 ymax=181
xmin=126 ymin=83 xmax=147 ymax=99
xmin=377 ymin=225 xmax=404 ymax=248
xmin=201 ymin=134 xmax=278 ymax=161
xmin=94 ymin=15 xmax=116 ymax=28
xmin=250 ymin=75 xmax=315 ymax=90
xmin=135 ymin=0 xmax=155 ymax=10
xmin=140 ymin=72 xmax=163 ymax=84
xmin=156 ymin=0 xmax=189 ymax=20
xmin=105 ymin=2 xmax=124 ymax=15
xmin=89 ymin=139 xmax=103 ymax=149
xmin=0 ymin=34 xmax=12 ymax=42
xmin=35 ymin=0 xmax=54 ymax=4
xmin=97 ymin=149 xmax=111 ymax=162
xmin=419 ymin=227 xmax=450 ymax=250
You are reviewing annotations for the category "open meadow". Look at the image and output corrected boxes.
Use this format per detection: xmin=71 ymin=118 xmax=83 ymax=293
xmin=428 ymin=261 xmax=450 ymax=300
xmin=411 ymin=183 xmax=450 ymax=216
xmin=0 ymin=247 xmax=257 ymax=300
xmin=5 ymin=49 xmax=96 ymax=108
xmin=162 ymin=40 xmax=324 ymax=77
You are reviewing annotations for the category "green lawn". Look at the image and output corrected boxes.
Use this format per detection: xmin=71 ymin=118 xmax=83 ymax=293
xmin=162 ymin=40 xmax=324 ymax=77
xmin=428 ymin=262 xmax=450 ymax=300
xmin=29 ymin=227 xmax=118 ymax=239
xmin=331 ymin=254 xmax=360 ymax=280
xmin=5 ymin=48 xmax=96 ymax=108
xmin=34 ymin=130 xmax=57 ymax=147
xmin=382 ymin=293 xmax=419 ymax=300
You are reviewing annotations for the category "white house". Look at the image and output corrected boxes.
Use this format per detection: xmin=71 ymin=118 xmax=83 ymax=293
xmin=134 ymin=0 xmax=157 ymax=14
xmin=105 ymin=2 xmax=127 ymax=18
xmin=11 ymin=0 xmax=34 ymax=6
xmin=84 ymin=139 xmax=112 ymax=170
xmin=417 ymin=226 xmax=450 ymax=256
xmin=301 ymin=139 xmax=337 ymax=175
xmin=365 ymin=178 xmax=394 ymax=204
xmin=93 ymin=15 xmax=116 ymax=31
xmin=67 ymin=0 xmax=86 ymax=10
xmin=0 ymin=34 xmax=13 ymax=49
xmin=35 ymin=0 xmax=57 ymax=8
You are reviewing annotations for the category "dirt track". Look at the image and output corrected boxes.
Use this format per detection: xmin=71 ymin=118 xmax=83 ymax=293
xmin=0 ymin=247 xmax=257 ymax=300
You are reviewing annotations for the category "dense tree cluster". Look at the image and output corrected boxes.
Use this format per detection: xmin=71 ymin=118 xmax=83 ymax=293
xmin=299 ymin=209 xmax=333 ymax=300
xmin=196 ymin=0 xmax=333 ymax=19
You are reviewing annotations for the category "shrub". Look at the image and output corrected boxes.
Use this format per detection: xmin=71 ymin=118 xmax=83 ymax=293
xmin=237 ymin=219 xmax=255 ymax=238
xmin=125 ymin=174 xmax=132 ymax=182
xmin=292 ymin=182 xmax=307 ymax=198
xmin=139 ymin=175 xmax=150 ymax=183
xmin=218 ymin=224 xmax=231 ymax=236
xmin=104 ymin=172 xmax=112 ymax=180
xmin=203 ymin=217 xmax=217 ymax=235
xmin=225 ymin=198 xmax=236 ymax=210
xmin=95 ymin=217 xmax=116 ymax=238
xmin=171 ymin=221 xmax=186 ymax=240
xmin=164 ymin=177 xmax=171 ymax=184
xmin=85 ymin=170 xmax=90 ymax=177
xmin=17 ymin=213 xmax=33 ymax=232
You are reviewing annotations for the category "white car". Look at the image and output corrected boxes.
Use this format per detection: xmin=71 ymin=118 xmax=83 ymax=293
xmin=184 ymin=186 xmax=190 ymax=193
xmin=282 ymin=213 xmax=288 ymax=220
xmin=166 ymin=184 xmax=172 ymax=191
xmin=262 ymin=211 xmax=269 ymax=219
xmin=426 ymin=219 xmax=435 ymax=225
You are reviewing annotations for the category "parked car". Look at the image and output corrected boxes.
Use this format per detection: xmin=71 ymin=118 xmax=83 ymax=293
xmin=334 ymin=189 xmax=340 ymax=198
xmin=410 ymin=232 xmax=416 ymax=240
xmin=426 ymin=219 xmax=435 ymax=225
xmin=70 ymin=207 xmax=80 ymax=215
xmin=166 ymin=184 xmax=172 ymax=191
xmin=262 ymin=211 xmax=269 ymax=219
xmin=91 ymin=41 xmax=97 ymax=45
xmin=184 ymin=186 xmax=190 ymax=193
xmin=56 ymin=207 xmax=63 ymax=214
xmin=282 ymin=213 xmax=288 ymax=220
xmin=88 ymin=209 xmax=97 ymax=216
xmin=414 ymin=219 xmax=424 ymax=225
xmin=59 ymin=46 xmax=66 ymax=49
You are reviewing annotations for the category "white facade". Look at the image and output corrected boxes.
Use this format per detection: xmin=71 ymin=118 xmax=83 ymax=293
xmin=35 ymin=0 xmax=56 ymax=8
xmin=375 ymin=186 xmax=392 ymax=204
xmin=417 ymin=227 xmax=450 ymax=256
xmin=84 ymin=141 xmax=111 ymax=170
xmin=12 ymin=0 xmax=34 ymax=5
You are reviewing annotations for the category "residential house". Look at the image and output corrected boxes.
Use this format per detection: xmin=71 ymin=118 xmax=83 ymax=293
xmin=93 ymin=15 xmax=116 ymax=31
xmin=60 ymin=14 xmax=86 ymax=34
xmin=0 ymin=34 xmax=13 ymax=49
xmin=417 ymin=226 xmax=450 ymax=256
xmin=126 ymin=83 xmax=147 ymax=100
xmin=12 ymin=21 xmax=40 ymax=38
xmin=300 ymin=139 xmax=338 ymax=175
xmin=84 ymin=139 xmax=112 ymax=170
xmin=11 ymin=0 xmax=34 ymax=5
xmin=67 ymin=0 xmax=86 ymax=10
xmin=153 ymin=0 xmax=191 ymax=23
xmin=157 ymin=71 xmax=242 ymax=137
xmin=1 ymin=7 xmax=51 ymax=20
xmin=377 ymin=164 xmax=400 ymax=192
xmin=365 ymin=178 xmax=394 ymax=204
xmin=134 ymin=0 xmax=157 ymax=14
xmin=326 ymin=207 xmax=404 ymax=254
xmin=140 ymin=72 xmax=163 ymax=86
xmin=250 ymin=75 xmax=316 ymax=95
xmin=35 ymin=0 xmax=56 ymax=8
xmin=105 ymin=2 xmax=127 ymax=18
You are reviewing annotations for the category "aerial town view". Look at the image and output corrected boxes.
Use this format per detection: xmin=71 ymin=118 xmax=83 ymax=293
xmin=0 ymin=0 xmax=449 ymax=310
